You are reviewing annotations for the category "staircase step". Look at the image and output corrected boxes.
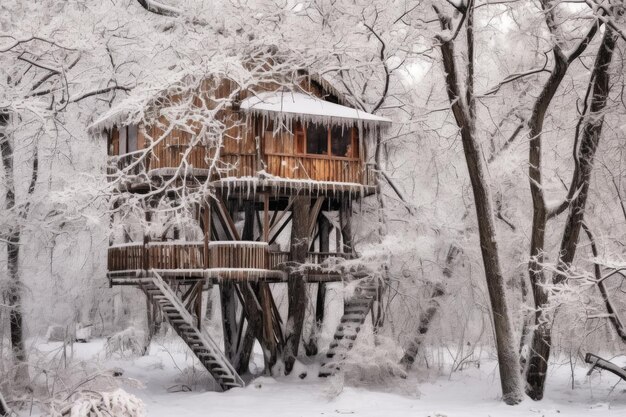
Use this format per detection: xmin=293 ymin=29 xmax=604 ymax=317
xmin=319 ymin=279 xmax=378 ymax=378
xmin=145 ymin=273 xmax=243 ymax=390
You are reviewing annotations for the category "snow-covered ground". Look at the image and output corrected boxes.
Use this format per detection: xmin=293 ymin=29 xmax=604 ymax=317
xmin=25 ymin=338 xmax=626 ymax=417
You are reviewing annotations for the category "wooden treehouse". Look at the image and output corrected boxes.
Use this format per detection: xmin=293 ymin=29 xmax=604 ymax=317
xmin=92 ymin=70 xmax=391 ymax=390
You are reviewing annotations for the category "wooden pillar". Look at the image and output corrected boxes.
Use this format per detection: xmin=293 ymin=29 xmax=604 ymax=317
xmin=305 ymin=212 xmax=330 ymax=356
xmin=284 ymin=195 xmax=310 ymax=374
xmin=194 ymin=282 xmax=203 ymax=330
xmin=263 ymin=193 xmax=270 ymax=243
xmin=143 ymin=201 xmax=151 ymax=270
xmin=339 ymin=197 xmax=353 ymax=254
xmin=218 ymin=198 xmax=240 ymax=362
xmin=144 ymin=199 xmax=161 ymax=347
xmin=238 ymin=200 xmax=260 ymax=373
xmin=220 ymin=283 xmax=238 ymax=361
xmin=316 ymin=214 xmax=330 ymax=325
xmin=260 ymin=194 xmax=279 ymax=368
xmin=203 ymin=200 xmax=211 ymax=269
xmin=242 ymin=200 xmax=255 ymax=240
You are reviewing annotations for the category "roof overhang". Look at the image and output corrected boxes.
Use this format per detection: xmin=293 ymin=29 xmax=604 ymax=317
xmin=240 ymin=91 xmax=391 ymax=130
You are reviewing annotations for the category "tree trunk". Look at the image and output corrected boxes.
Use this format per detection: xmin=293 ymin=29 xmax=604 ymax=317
xmin=433 ymin=6 xmax=523 ymax=404
xmin=401 ymin=244 xmax=461 ymax=369
xmin=525 ymin=25 xmax=617 ymax=399
xmin=284 ymin=196 xmax=310 ymax=374
xmin=0 ymin=110 xmax=28 ymax=384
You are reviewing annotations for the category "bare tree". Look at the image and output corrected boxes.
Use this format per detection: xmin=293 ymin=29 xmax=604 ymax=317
xmin=524 ymin=18 xmax=619 ymax=399
xmin=0 ymin=34 xmax=128 ymax=384
xmin=431 ymin=1 xmax=523 ymax=404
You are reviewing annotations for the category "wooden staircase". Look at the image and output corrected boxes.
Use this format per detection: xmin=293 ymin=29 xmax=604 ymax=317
xmin=144 ymin=271 xmax=244 ymax=390
xmin=319 ymin=279 xmax=378 ymax=377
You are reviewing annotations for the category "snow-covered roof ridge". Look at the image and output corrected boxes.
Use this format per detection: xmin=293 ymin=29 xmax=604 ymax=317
xmin=240 ymin=91 xmax=391 ymax=129
xmin=88 ymin=63 xmax=391 ymax=135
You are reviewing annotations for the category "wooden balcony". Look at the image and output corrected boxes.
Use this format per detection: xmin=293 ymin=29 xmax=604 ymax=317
xmin=265 ymin=154 xmax=363 ymax=184
xmin=108 ymin=147 xmax=257 ymax=179
xmin=108 ymin=148 xmax=378 ymax=189
xmin=108 ymin=241 xmax=355 ymax=281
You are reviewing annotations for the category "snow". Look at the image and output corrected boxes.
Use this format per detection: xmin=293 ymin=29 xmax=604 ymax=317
xmin=208 ymin=241 xmax=268 ymax=247
xmin=146 ymin=240 xmax=203 ymax=247
xmin=109 ymin=242 xmax=145 ymax=248
xmin=240 ymin=91 xmax=392 ymax=130
xmin=213 ymin=175 xmax=374 ymax=199
xmin=21 ymin=339 xmax=626 ymax=417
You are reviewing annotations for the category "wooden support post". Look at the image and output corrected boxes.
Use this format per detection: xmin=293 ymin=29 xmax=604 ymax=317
xmin=203 ymin=200 xmax=211 ymax=268
xmin=143 ymin=201 xmax=152 ymax=271
xmin=259 ymin=283 xmax=278 ymax=370
xmin=220 ymin=283 xmax=238 ymax=362
xmin=194 ymin=282 xmax=203 ymax=330
xmin=238 ymin=283 xmax=277 ymax=372
xmin=284 ymin=195 xmax=310 ymax=374
xmin=143 ymin=198 xmax=161 ymax=352
xmin=339 ymin=197 xmax=353 ymax=254
xmin=234 ymin=324 xmax=255 ymax=375
xmin=305 ymin=212 xmax=330 ymax=356
xmin=242 ymin=200 xmax=255 ymax=241
xmin=263 ymin=193 xmax=270 ymax=243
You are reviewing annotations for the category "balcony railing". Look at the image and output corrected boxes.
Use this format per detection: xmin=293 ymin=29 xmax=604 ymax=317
xmin=108 ymin=147 xmax=378 ymax=188
xmin=209 ymin=241 xmax=268 ymax=269
xmin=108 ymin=242 xmax=355 ymax=272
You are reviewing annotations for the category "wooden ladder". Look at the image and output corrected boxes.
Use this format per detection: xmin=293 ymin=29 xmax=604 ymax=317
xmin=144 ymin=271 xmax=244 ymax=390
xmin=319 ymin=278 xmax=378 ymax=377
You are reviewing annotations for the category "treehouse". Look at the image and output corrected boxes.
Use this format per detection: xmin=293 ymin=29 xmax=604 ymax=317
xmin=91 ymin=69 xmax=391 ymax=390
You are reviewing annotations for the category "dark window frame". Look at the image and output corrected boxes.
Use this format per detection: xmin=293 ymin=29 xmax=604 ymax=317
xmin=296 ymin=123 xmax=358 ymax=160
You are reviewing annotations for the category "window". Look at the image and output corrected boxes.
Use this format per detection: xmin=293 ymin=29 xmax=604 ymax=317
xmin=119 ymin=125 xmax=127 ymax=154
xmin=115 ymin=125 xmax=139 ymax=155
xmin=127 ymin=125 xmax=138 ymax=152
xmin=306 ymin=123 xmax=328 ymax=155
xmin=330 ymin=126 xmax=352 ymax=157
xmin=266 ymin=123 xmax=358 ymax=159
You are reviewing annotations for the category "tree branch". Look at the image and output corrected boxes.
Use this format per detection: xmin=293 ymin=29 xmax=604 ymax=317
xmin=136 ymin=0 xmax=180 ymax=17
xmin=69 ymin=85 xmax=132 ymax=103
xmin=582 ymin=223 xmax=626 ymax=342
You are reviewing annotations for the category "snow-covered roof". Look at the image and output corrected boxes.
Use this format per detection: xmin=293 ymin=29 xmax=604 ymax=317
xmin=240 ymin=91 xmax=391 ymax=129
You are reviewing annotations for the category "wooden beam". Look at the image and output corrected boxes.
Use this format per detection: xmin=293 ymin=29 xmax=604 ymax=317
xmin=214 ymin=195 xmax=241 ymax=241
xmin=272 ymin=197 xmax=294 ymax=228
xmin=307 ymin=198 xmax=325 ymax=240
xmin=242 ymin=201 xmax=255 ymax=241
xmin=269 ymin=213 xmax=292 ymax=245
xmin=269 ymin=208 xmax=279 ymax=229
xmin=203 ymin=200 xmax=211 ymax=268
xmin=220 ymin=282 xmax=239 ymax=361
xmin=339 ymin=198 xmax=353 ymax=254
xmin=263 ymin=193 xmax=270 ymax=243
xmin=284 ymin=195 xmax=310 ymax=374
